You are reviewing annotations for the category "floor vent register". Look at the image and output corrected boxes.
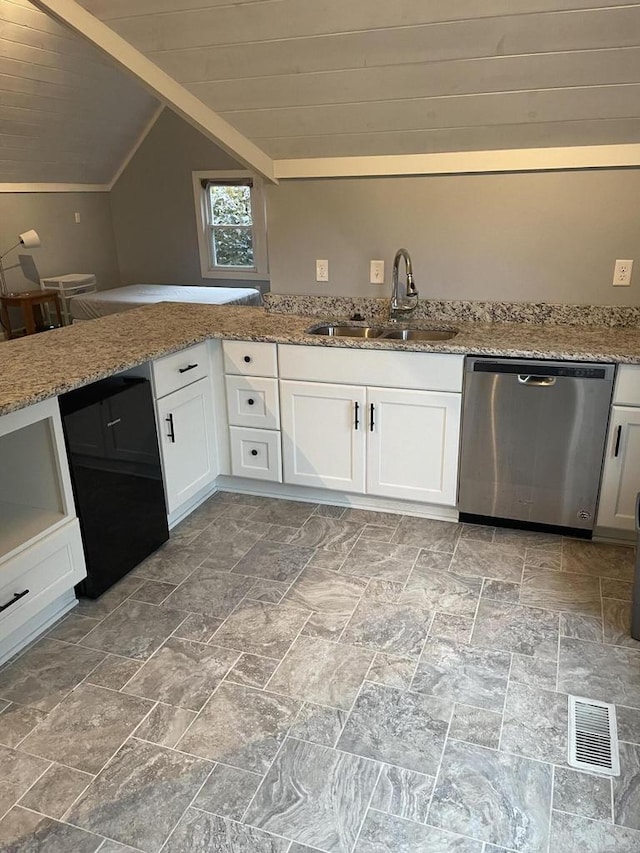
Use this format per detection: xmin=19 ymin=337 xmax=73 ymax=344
xmin=568 ymin=695 xmax=620 ymax=776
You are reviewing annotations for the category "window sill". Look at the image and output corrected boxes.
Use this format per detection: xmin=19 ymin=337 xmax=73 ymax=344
xmin=201 ymin=269 xmax=270 ymax=282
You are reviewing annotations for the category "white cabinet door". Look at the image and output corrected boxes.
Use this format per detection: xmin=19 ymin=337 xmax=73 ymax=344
xmin=156 ymin=377 xmax=216 ymax=514
xmin=280 ymin=380 xmax=366 ymax=493
xmin=366 ymin=387 xmax=461 ymax=506
xmin=597 ymin=405 xmax=640 ymax=532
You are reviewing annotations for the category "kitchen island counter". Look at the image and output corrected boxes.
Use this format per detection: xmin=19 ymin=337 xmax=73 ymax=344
xmin=1 ymin=301 xmax=639 ymax=416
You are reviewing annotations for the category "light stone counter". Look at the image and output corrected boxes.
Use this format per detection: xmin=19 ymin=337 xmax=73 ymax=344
xmin=1 ymin=301 xmax=640 ymax=416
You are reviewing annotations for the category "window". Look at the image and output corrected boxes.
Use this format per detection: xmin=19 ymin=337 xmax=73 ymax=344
xmin=193 ymin=170 xmax=268 ymax=281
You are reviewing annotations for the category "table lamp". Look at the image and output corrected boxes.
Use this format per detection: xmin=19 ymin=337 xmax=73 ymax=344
xmin=0 ymin=230 xmax=41 ymax=296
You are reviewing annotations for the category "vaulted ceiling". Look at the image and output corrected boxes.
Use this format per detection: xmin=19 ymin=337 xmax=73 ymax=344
xmin=5 ymin=1 xmax=640 ymax=185
xmin=74 ymin=0 xmax=640 ymax=160
xmin=0 ymin=0 xmax=158 ymax=184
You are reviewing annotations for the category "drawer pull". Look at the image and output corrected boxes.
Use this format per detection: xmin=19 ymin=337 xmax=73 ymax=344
xmin=251 ymin=449 xmax=259 ymax=456
xmin=178 ymin=363 xmax=198 ymax=374
xmin=0 ymin=589 xmax=29 ymax=612
xmin=247 ymin=398 xmax=255 ymax=406
xmin=166 ymin=413 xmax=176 ymax=443
xmin=244 ymin=355 xmax=252 ymax=363
xmin=614 ymin=424 xmax=623 ymax=457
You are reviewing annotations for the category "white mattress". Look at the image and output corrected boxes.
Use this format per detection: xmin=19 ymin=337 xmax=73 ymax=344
xmin=70 ymin=284 xmax=262 ymax=321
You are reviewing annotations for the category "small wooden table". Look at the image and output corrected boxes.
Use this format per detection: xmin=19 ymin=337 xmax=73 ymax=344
xmin=0 ymin=290 xmax=63 ymax=339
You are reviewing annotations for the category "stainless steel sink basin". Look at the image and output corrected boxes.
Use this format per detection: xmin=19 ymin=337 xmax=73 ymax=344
xmin=307 ymin=324 xmax=383 ymax=338
xmin=306 ymin=324 xmax=458 ymax=342
xmin=380 ymin=328 xmax=458 ymax=342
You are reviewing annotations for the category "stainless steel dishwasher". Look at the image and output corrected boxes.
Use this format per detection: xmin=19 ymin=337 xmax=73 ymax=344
xmin=458 ymin=357 xmax=615 ymax=534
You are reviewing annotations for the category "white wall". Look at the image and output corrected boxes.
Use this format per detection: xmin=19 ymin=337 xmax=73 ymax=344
xmin=0 ymin=192 xmax=120 ymax=294
xmin=266 ymin=169 xmax=640 ymax=305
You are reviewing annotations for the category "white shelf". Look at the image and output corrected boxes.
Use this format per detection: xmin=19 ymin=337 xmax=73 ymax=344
xmin=0 ymin=501 xmax=66 ymax=563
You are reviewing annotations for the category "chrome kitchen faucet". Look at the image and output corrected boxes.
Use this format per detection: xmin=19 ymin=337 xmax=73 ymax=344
xmin=390 ymin=248 xmax=418 ymax=321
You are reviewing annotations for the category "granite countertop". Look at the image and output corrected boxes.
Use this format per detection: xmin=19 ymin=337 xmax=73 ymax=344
xmin=1 ymin=301 xmax=640 ymax=417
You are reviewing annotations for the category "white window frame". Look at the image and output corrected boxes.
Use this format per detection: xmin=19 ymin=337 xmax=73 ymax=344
xmin=192 ymin=170 xmax=269 ymax=281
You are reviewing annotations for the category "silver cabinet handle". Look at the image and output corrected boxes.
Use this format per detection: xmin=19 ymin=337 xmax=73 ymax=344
xmin=166 ymin=413 xmax=175 ymax=443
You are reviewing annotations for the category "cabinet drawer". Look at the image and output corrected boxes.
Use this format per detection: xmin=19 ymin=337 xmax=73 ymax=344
xmin=229 ymin=427 xmax=282 ymax=482
xmin=0 ymin=520 xmax=85 ymax=626
xmin=278 ymin=344 xmax=464 ymax=392
xmin=223 ymin=341 xmax=278 ymax=378
xmin=153 ymin=342 xmax=209 ymax=399
xmin=226 ymin=376 xmax=280 ymax=430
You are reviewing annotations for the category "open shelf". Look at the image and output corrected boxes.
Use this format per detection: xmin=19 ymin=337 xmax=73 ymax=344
xmin=0 ymin=410 xmax=71 ymax=563
xmin=0 ymin=502 xmax=65 ymax=563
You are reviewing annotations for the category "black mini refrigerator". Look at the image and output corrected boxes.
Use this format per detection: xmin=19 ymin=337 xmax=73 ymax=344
xmin=60 ymin=376 xmax=169 ymax=598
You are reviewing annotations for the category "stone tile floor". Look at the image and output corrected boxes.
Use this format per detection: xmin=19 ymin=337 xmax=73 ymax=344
xmin=1 ymin=492 xmax=640 ymax=852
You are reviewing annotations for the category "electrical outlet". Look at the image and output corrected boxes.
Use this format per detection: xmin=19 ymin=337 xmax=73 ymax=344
xmin=370 ymin=260 xmax=385 ymax=284
xmin=74 ymin=212 xmax=81 ymax=224
xmin=613 ymin=259 xmax=633 ymax=287
xmin=316 ymin=259 xmax=329 ymax=282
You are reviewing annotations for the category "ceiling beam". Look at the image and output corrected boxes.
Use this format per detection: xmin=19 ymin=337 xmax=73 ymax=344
xmin=274 ymin=144 xmax=640 ymax=179
xmin=31 ymin=0 xmax=277 ymax=184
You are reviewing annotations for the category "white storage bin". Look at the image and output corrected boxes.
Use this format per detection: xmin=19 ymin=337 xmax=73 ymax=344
xmin=40 ymin=274 xmax=97 ymax=326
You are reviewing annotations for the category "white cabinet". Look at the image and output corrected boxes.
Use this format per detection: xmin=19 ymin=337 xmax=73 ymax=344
xmin=0 ymin=398 xmax=86 ymax=665
xmin=367 ymin=387 xmax=461 ymax=505
xmin=281 ymin=381 xmax=366 ymax=493
xmin=597 ymin=405 xmax=640 ymax=533
xmin=152 ymin=341 xmax=210 ymax=398
xmin=280 ymin=379 xmax=461 ymax=506
xmin=223 ymin=341 xmax=282 ymax=482
xmin=226 ymin=376 xmax=280 ymax=430
xmin=229 ymin=427 xmax=282 ymax=482
xmin=156 ymin=377 xmax=216 ymax=514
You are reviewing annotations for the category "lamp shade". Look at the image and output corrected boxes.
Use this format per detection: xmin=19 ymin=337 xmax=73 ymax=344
xmin=19 ymin=229 xmax=40 ymax=249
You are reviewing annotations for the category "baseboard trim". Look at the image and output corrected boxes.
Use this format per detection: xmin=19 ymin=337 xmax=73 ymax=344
xmin=167 ymin=480 xmax=219 ymax=529
xmin=214 ymin=476 xmax=458 ymax=522
xmin=0 ymin=589 xmax=76 ymax=668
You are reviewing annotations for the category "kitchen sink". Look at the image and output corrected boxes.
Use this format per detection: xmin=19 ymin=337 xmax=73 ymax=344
xmin=307 ymin=324 xmax=383 ymax=338
xmin=307 ymin=324 xmax=458 ymax=342
xmin=380 ymin=328 xmax=458 ymax=341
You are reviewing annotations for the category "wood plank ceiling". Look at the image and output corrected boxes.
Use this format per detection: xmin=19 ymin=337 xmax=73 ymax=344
xmin=0 ymin=0 xmax=158 ymax=183
xmin=74 ymin=0 xmax=640 ymax=160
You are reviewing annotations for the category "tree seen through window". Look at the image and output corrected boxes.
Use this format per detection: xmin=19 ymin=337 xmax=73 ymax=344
xmin=208 ymin=185 xmax=255 ymax=268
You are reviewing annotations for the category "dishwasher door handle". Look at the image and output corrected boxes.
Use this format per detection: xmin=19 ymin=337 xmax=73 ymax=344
xmin=517 ymin=375 xmax=556 ymax=387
